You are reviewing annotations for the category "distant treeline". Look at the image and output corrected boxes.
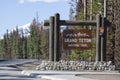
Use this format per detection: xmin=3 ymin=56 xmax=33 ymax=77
xmin=0 ymin=19 xmax=49 ymax=59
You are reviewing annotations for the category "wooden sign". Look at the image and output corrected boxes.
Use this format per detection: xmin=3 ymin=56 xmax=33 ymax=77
xmin=63 ymin=29 xmax=92 ymax=50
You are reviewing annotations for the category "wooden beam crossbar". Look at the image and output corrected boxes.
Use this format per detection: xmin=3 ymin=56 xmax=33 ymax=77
xmin=44 ymin=20 xmax=97 ymax=26
xmin=60 ymin=20 xmax=96 ymax=26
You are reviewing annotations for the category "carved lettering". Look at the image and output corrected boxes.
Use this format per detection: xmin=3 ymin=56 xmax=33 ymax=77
xmin=64 ymin=38 xmax=77 ymax=43
xmin=63 ymin=29 xmax=92 ymax=50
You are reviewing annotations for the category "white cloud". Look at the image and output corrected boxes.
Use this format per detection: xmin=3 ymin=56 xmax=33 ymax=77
xmin=18 ymin=0 xmax=68 ymax=4
xmin=18 ymin=0 xmax=25 ymax=4
xmin=28 ymin=0 xmax=59 ymax=3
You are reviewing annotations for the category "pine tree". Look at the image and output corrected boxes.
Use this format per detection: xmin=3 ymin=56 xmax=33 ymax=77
xmin=28 ymin=18 xmax=42 ymax=59
xmin=40 ymin=28 xmax=48 ymax=59
xmin=3 ymin=34 xmax=8 ymax=59
xmin=11 ymin=27 xmax=20 ymax=58
xmin=0 ymin=39 xmax=4 ymax=59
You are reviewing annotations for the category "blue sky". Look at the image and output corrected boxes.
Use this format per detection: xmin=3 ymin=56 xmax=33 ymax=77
xmin=0 ymin=0 xmax=70 ymax=36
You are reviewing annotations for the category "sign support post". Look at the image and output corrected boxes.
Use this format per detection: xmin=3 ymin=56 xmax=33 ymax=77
xmin=102 ymin=18 xmax=107 ymax=61
xmin=54 ymin=13 xmax=60 ymax=61
xmin=96 ymin=14 xmax=102 ymax=61
xmin=49 ymin=16 xmax=54 ymax=61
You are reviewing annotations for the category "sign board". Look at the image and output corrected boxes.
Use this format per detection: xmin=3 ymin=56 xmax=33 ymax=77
xmin=63 ymin=29 xmax=92 ymax=50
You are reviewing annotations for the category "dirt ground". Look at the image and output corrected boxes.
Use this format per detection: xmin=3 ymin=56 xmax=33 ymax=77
xmin=17 ymin=60 xmax=41 ymax=70
xmin=77 ymin=74 xmax=120 ymax=80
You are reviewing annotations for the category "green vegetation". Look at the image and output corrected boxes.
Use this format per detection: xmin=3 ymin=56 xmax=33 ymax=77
xmin=68 ymin=0 xmax=120 ymax=68
xmin=67 ymin=0 xmax=99 ymax=61
xmin=0 ymin=18 xmax=48 ymax=59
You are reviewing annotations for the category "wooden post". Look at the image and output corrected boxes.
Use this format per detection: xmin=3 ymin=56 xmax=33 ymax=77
xmin=103 ymin=0 xmax=107 ymax=61
xmin=49 ymin=16 xmax=54 ymax=61
xmin=96 ymin=14 xmax=102 ymax=61
xmin=102 ymin=18 xmax=107 ymax=61
xmin=54 ymin=13 xmax=60 ymax=62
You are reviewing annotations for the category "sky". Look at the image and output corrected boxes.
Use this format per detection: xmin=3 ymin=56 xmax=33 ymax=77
xmin=0 ymin=0 xmax=70 ymax=37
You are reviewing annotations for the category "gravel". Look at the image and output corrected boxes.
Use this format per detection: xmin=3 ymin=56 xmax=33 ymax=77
xmin=77 ymin=74 xmax=120 ymax=80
